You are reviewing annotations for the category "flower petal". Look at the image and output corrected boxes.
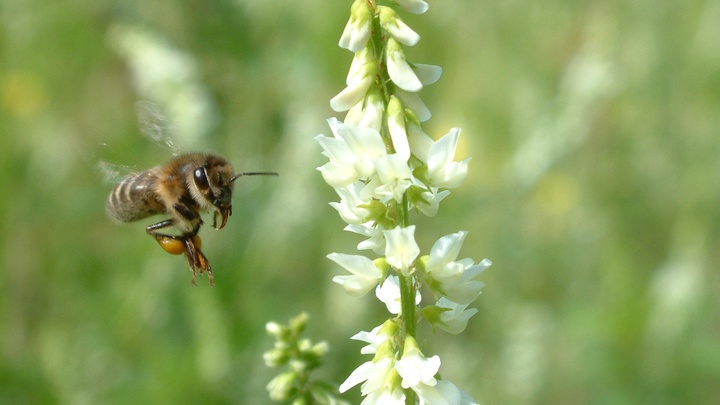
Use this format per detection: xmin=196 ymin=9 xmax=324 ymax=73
xmin=339 ymin=0 xmax=372 ymax=52
xmin=330 ymin=74 xmax=374 ymax=112
xmin=380 ymin=6 xmax=420 ymax=46
xmin=383 ymin=225 xmax=420 ymax=274
xmin=387 ymin=96 xmax=411 ymax=161
xmin=427 ymin=128 xmax=470 ymax=188
xmin=412 ymin=63 xmax=442 ymax=85
xmin=386 ymin=39 xmax=422 ymax=92
xmin=328 ymin=252 xmax=383 ymax=296
xmin=394 ymin=0 xmax=429 ymax=14
xmin=426 ymin=231 xmax=467 ymax=270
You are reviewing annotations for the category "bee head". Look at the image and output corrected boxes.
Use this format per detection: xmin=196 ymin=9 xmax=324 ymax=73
xmin=192 ymin=160 xmax=236 ymax=230
xmin=192 ymin=156 xmax=277 ymax=230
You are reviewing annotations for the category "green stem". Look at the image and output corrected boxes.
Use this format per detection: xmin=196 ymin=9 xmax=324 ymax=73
xmin=398 ymin=272 xmax=416 ymax=338
xmin=399 ymin=271 xmax=417 ymax=405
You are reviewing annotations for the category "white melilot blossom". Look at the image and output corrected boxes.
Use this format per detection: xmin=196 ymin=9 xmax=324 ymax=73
xmin=393 ymin=0 xmax=430 ymax=15
xmin=396 ymin=89 xmax=432 ymax=122
xmin=386 ymin=38 xmax=423 ymax=92
xmin=414 ymin=379 xmax=480 ymax=405
xmin=330 ymin=183 xmax=370 ymax=225
xmin=345 ymin=223 xmax=386 ymax=254
xmin=331 ymin=70 xmax=375 ymax=112
xmin=426 ymin=231 xmax=468 ymax=274
xmin=362 ymin=386 xmax=406 ymax=405
xmin=442 ymin=258 xmax=491 ymax=305
xmin=345 ymin=89 xmax=385 ymax=132
xmin=435 ymin=297 xmax=478 ymax=334
xmin=425 ymin=232 xmax=491 ymax=304
xmin=374 ymin=154 xmax=413 ymax=203
xmin=350 ymin=324 xmax=390 ymax=355
xmin=379 ymin=6 xmax=420 ymax=46
xmin=383 ymin=226 xmax=420 ymax=274
xmin=395 ymin=336 xmax=440 ymax=389
xmin=426 ymin=128 xmax=470 ymax=188
xmin=416 ymin=189 xmax=450 ymax=217
xmin=329 ymin=253 xmax=383 ymax=296
xmin=339 ymin=357 xmax=395 ymax=396
xmin=407 ymin=120 xmax=435 ymax=162
xmin=376 ymin=275 xmax=421 ymax=314
xmin=412 ymin=63 xmax=442 ymax=85
xmin=315 ymin=118 xmax=386 ymax=187
xmin=387 ymin=96 xmax=411 ymax=161
xmin=319 ymin=3 xmax=487 ymax=405
xmin=339 ymin=0 xmax=372 ymax=52
xmin=331 ymin=51 xmax=377 ymax=112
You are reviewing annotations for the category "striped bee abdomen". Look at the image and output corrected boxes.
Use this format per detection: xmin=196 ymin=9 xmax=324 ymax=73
xmin=106 ymin=170 xmax=166 ymax=222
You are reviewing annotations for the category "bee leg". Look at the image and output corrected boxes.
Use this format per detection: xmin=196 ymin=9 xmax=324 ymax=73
xmin=145 ymin=220 xmax=213 ymax=286
xmin=182 ymin=237 xmax=213 ymax=286
xmin=146 ymin=219 xmax=183 ymax=254
xmin=146 ymin=219 xmax=175 ymax=234
xmin=174 ymin=199 xmax=199 ymax=221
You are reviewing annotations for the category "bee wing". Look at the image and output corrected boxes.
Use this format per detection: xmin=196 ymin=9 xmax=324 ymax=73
xmin=135 ymin=100 xmax=182 ymax=155
xmin=97 ymin=160 xmax=137 ymax=185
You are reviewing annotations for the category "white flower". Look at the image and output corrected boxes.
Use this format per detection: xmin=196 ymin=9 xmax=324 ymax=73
xmin=350 ymin=324 xmax=390 ymax=355
xmin=425 ymin=232 xmax=490 ymax=304
xmin=396 ymin=89 xmax=432 ymax=122
xmin=376 ymin=275 xmax=421 ymax=314
xmin=412 ymin=63 xmax=442 ymax=85
xmin=426 ymin=127 xmax=470 ymax=188
xmin=395 ymin=336 xmax=440 ymax=389
xmin=387 ymin=96 xmax=411 ymax=161
xmin=374 ymin=154 xmax=413 ymax=203
xmin=330 ymin=68 xmax=375 ymax=112
xmin=414 ymin=379 xmax=480 ymax=405
xmin=363 ymin=386 xmax=406 ymax=405
xmin=442 ymin=259 xmax=491 ymax=304
xmin=339 ymin=0 xmax=373 ymax=52
xmin=379 ymin=6 xmax=420 ymax=46
xmin=383 ymin=225 xmax=420 ymax=274
xmin=386 ymin=38 xmax=423 ymax=92
xmin=331 ymin=51 xmax=377 ymax=112
xmin=407 ymin=120 xmax=434 ymax=162
xmin=426 ymin=231 xmax=467 ymax=275
xmin=339 ymin=357 xmax=395 ymax=396
xmin=330 ymin=183 xmax=370 ymax=225
xmin=394 ymin=0 xmax=430 ymax=15
xmin=416 ymin=189 xmax=450 ymax=217
xmin=435 ymin=297 xmax=478 ymax=334
xmin=329 ymin=253 xmax=383 ymax=296
xmin=346 ymin=88 xmax=385 ymax=132
xmin=316 ymin=119 xmax=386 ymax=187
xmin=345 ymin=223 xmax=385 ymax=254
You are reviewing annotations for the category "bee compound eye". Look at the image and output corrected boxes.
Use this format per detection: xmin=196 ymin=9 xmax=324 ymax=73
xmin=194 ymin=167 xmax=210 ymax=191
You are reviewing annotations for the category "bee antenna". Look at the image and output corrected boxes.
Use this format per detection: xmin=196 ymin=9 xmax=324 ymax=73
xmin=230 ymin=171 xmax=279 ymax=183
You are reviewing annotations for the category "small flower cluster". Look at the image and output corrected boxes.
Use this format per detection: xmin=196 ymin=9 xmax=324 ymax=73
xmin=316 ymin=1 xmax=490 ymax=404
xmin=264 ymin=313 xmax=348 ymax=405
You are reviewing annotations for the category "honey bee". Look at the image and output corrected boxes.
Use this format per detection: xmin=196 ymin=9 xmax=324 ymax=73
xmin=106 ymin=153 xmax=277 ymax=285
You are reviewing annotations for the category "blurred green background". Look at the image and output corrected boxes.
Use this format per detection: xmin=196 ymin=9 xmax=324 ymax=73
xmin=2 ymin=0 xmax=719 ymax=404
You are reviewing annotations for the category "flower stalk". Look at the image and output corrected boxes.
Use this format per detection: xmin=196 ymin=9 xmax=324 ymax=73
xmin=318 ymin=1 xmax=490 ymax=403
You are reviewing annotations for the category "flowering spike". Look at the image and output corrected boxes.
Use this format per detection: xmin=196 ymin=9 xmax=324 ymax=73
xmin=313 ymin=1 xmax=490 ymax=403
